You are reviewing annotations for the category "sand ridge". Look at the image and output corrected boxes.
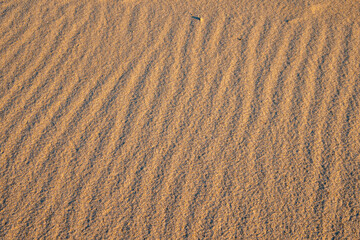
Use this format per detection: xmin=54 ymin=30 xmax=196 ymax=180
xmin=1 ymin=0 xmax=360 ymax=239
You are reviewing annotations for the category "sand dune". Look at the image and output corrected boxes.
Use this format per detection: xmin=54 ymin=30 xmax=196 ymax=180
xmin=1 ymin=0 xmax=360 ymax=239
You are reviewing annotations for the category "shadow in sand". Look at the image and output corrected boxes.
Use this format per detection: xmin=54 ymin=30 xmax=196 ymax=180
xmin=191 ymin=16 xmax=201 ymax=21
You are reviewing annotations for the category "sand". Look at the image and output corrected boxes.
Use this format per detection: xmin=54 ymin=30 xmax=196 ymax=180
xmin=1 ymin=0 xmax=360 ymax=239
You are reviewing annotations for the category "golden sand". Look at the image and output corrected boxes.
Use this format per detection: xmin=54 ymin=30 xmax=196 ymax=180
xmin=1 ymin=0 xmax=360 ymax=238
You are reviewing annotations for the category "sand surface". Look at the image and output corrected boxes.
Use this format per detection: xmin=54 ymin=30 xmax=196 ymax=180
xmin=1 ymin=0 xmax=360 ymax=239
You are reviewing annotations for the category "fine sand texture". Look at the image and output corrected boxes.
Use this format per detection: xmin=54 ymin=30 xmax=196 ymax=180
xmin=1 ymin=0 xmax=360 ymax=239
